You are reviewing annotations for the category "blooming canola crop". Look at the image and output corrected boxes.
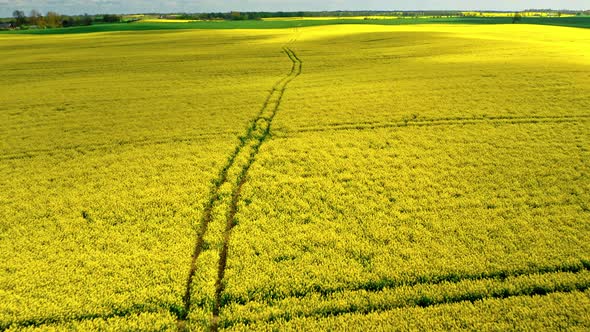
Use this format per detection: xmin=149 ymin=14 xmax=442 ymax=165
xmin=0 ymin=23 xmax=589 ymax=330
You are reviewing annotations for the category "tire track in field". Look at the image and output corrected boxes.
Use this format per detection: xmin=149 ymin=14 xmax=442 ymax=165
xmin=209 ymin=47 xmax=302 ymax=332
xmin=0 ymin=302 xmax=180 ymax=331
xmin=178 ymin=47 xmax=302 ymax=330
xmin=221 ymin=259 xmax=590 ymax=306
xmin=0 ymin=133 xmax=235 ymax=161
xmin=217 ymin=262 xmax=590 ymax=329
xmin=280 ymin=114 xmax=590 ymax=134
xmin=221 ymin=281 xmax=590 ymax=329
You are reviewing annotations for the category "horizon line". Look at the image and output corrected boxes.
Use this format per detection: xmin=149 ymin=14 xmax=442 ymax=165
xmin=2 ymin=8 xmax=589 ymax=17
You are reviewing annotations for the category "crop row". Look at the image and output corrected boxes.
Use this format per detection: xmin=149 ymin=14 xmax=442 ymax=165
xmin=0 ymin=132 xmax=237 ymax=161
xmin=281 ymin=114 xmax=590 ymax=134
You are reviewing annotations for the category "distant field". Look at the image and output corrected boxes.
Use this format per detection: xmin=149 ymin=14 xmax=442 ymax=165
xmin=141 ymin=19 xmax=201 ymax=23
xmin=1 ymin=23 xmax=589 ymax=330
xmin=1 ymin=16 xmax=589 ymax=34
xmin=261 ymin=16 xmax=405 ymax=20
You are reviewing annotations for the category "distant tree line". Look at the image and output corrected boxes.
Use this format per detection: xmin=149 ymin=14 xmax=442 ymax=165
xmin=3 ymin=9 xmax=588 ymax=30
xmin=162 ymin=9 xmax=590 ymax=21
xmin=173 ymin=11 xmax=465 ymax=21
xmin=8 ymin=10 xmax=122 ymax=29
xmin=516 ymin=9 xmax=589 ymax=16
xmin=525 ymin=8 xmax=585 ymax=14
xmin=175 ymin=11 xmax=308 ymax=21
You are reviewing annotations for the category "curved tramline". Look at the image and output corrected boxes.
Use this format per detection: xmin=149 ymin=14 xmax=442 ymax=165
xmin=212 ymin=47 xmax=302 ymax=331
xmin=179 ymin=46 xmax=302 ymax=330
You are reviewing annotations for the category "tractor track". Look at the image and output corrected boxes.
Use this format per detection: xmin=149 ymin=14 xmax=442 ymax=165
xmin=281 ymin=114 xmax=590 ymax=134
xmin=4 ymin=114 xmax=586 ymax=161
xmin=210 ymin=47 xmax=302 ymax=332
xmin=219 ymin=259 xmax=590 ymax=306
xmin=0 ymin=302 xmax=181 ymax=332
xmin=0 ymin=133 xmax=234 ymax=161
xmin=220 ymin=281 xmax=590 ymax=329
xmin=178 ymin=47 xmax=302 ymax=331
xmin=5 ymin=260 xmax=587 ymax=331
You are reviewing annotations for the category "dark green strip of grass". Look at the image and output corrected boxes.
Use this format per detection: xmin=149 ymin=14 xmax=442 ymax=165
xmin=1 ymin=17 xmax=589 ymax=35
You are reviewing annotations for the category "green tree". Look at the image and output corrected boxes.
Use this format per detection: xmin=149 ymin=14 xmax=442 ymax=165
xmin=81 ymin=14 xmax=93 ymax=26
xmin=29 ymin=9 xmax=42 ymax=26
xmin=102 ymin=14 xmax=121 ymax=23
xmin=12 ymin=10 xmax=26 ymax=26
xmin=512 ymin=13 xmax=522 ymax=23
xmin=46 ymin=11 xmax=62 ymax=28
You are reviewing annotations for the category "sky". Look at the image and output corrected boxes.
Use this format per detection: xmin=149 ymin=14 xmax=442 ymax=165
xmin=1 ymin=0 xmax=588 ymax=17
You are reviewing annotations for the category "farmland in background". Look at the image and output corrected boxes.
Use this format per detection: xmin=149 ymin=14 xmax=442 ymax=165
xmin=1 ymin=16 xmax=589 ymax=35
xmin=1 ymin=23 xmax=589 ymax=330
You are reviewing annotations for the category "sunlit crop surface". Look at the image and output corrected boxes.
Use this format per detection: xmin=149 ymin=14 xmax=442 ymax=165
xmin=1 ymin=23 xmax=589 ymax=331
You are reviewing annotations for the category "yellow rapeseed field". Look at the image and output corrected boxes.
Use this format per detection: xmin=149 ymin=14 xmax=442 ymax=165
xmin=141 ymin=19 xmax=201 ymax=23
xmin=1 ymin=23 xmax=589 ymax=330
